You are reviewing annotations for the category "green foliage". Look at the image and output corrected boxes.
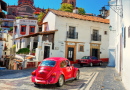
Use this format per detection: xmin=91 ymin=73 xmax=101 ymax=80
xmin=9 ymin=27 xmax=13 ymax=32
xmin=59 ymin=3 xmax=73 ymax=12
xmin=38 ymin=12 xmax=45 ymax=22
xmin=24 ymin=15 xmax=28 ymax=18
xmin=0 ymin=28 xmax=2 ymax=31
xmin=12 ymin=44 xmax=16 ymax=49
xmin=78 ymin=7 xmax=86 ymax=15
xmin=15 ymin=16 xmax=23 ymax=19
xmin=16 ymin=48 xmax=30 ymax=55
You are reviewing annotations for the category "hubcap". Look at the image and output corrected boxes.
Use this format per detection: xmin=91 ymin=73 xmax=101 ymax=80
xmin=76 ymin=72 xmax=79 ymax=79
xmin=90 ymin=63 xmax=93 ymax=66
xmin=100 ymin=63 xmax=102 ymax=65
xmin=59 ymin=76 xmax=63 ymax=86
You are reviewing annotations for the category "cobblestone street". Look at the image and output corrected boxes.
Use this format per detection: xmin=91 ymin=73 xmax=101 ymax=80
xmin=0 ymin=63 xmax=126 ymax=90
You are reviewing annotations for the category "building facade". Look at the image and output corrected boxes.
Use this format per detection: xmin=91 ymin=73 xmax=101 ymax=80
xmin=14 ymin=9 xmax=109 ymax=68
xmin=62 ymin=0 xmax=76 ymax=7
xmin=7 ymin=0 xmax=45 ymax=19
xmin=109 ymin=0 xmax=130 ymax=89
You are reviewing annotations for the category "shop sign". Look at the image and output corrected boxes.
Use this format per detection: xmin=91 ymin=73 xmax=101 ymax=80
xmin=68 ymin=43 xmax=75 ymax=45
xmin=92 ymin=44 xmax=98 ymax=47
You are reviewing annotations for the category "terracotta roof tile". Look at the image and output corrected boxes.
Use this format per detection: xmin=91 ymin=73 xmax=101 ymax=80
xmin=41 ymin=9 xmax=109 ymax=24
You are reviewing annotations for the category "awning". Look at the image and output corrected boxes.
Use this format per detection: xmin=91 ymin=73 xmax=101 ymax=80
xmin=14 ymin=30 xmax=58 ymax=40
xmin=0 ymin=0 xmax=7 ymax=11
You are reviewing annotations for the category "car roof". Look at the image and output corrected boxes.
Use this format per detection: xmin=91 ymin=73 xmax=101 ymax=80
xmin=44 ymin=57 xmax=67 ymax=62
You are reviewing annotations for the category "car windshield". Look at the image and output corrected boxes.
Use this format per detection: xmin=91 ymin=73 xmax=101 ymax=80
xmin=81 ymin=56 xmax=90 ymax=59
xmin=39 ymin=60 xmax=56 ymax=67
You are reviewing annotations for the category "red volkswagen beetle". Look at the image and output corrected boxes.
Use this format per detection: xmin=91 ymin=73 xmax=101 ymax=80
xmin=31 ymin=57 xmax=80 ymax=87
xmin=77 ymin=56 xmax=102 ymax=67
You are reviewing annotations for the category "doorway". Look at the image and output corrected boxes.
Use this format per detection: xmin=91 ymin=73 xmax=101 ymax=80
xmin=44 ymin=46 xmax=50 ymax=59
xmin=92 ymin=49 xmax=98 ymax=58
xmin=67 ymin=47 xmax=74 ymax=61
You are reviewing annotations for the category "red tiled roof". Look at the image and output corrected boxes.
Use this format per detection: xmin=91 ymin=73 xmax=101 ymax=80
xmin=40 ymin=9 xmax=109 ymax=24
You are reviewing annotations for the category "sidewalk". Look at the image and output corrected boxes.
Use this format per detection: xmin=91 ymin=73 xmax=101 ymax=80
xmin=90 ymin=66 xmax=126 ymax=90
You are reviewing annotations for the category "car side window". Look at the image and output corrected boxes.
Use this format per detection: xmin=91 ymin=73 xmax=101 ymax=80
xmin=82 ymin=56 xmax=85 ymax=59
xmin=91 ymin=57 xmax=94 ymax=60
xmin=60 ymin=60 xmax=66 ymax=68
xmin=94 ymin=57 xmax=98 ymax=60
xmin=66 ymin=60 xmax=71 ymax=67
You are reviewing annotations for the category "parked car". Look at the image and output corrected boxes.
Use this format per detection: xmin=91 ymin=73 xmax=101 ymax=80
xmin=31 ymin=57 xmax=80 ymax=87
xmin=77 ymin=56 xmax=102 ymax=67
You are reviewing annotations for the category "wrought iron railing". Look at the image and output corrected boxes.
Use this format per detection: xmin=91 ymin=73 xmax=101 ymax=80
xmin=91 ymin=34 xmax=101 ymax=41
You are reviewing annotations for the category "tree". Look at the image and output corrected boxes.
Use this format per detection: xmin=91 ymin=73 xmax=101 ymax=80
xmin=78 ymin=7 xmax=86 ymax=15
xmin=16 ymin=48 xmax=30 ymax=61
xmin=38 ymin=12 xmax=45 ymax=22
xmin=9 ymin=27 xmax=13 ymax=32
xmin=0 ymin=28 xmax=2 ymax=31
xmin=59 ymin=3 xmax=73 ymax=12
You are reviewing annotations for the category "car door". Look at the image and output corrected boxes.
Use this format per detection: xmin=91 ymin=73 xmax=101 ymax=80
xmin=60 ymin=60 xmax=68 ymax=80
xmin=94 ymin=56 xmax=99 ymax=64
xmin=66 ymin=60 xmax=74 ymax=79
xmin=91 ymin=56 xmax=96 ymax=64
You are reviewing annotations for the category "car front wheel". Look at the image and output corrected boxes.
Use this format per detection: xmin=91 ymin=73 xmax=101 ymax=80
xmin=90 ymin=63 xmax=93 ymax=67
xmin=99 ymin=62 xmax=102 ymax=66
xmin=57 ymin=75 xmax=64 ymax=87
xmin=34 ymin=83 xmax=40 ymax=87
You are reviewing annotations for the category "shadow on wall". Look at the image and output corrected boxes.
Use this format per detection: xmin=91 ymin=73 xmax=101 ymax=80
xmin=108 ymin=49 xmax=115 ymax=67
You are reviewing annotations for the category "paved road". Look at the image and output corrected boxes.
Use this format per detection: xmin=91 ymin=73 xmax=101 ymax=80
xmin=0 ymin=63 xmax=126 ymax=90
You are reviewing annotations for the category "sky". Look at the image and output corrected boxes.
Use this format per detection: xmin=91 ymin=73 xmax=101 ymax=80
xmin=3 ymin=0 xmax=109 ymax=15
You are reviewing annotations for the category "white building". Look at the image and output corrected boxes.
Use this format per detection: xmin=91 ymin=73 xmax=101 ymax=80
xmin=0 ymin=31 xmax=13 ymax=66
xmin=109 ymin=0 xmax=130 ymax=89
xmin=14 ymin=9 xmax=109 ymax=68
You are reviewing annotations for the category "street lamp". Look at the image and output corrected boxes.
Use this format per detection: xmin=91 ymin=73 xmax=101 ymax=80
xmin=99 ymin=6 xmax=107 ymax=19
xmin=109 ymin=25 xmax=116 ymax=31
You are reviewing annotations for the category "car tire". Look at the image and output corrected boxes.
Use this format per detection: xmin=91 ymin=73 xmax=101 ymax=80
xmin=75 ymin=70 xmax=80 ymax=80
xmin=57 ymin=75 xmax=64 ymax=87
xmin=80 ymin=64 xmax=83 ymax=67
xmin=90 ymin=63 xmax=93 ymax=67
xmin=99 ymin=62 xmax=102 ymax=66
xmin=34 ymin=83 xmax=40 ymax=87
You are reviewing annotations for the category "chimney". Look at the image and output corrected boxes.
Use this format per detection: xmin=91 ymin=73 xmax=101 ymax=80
xmin=73 ymin=7 xmax=78 ymax=14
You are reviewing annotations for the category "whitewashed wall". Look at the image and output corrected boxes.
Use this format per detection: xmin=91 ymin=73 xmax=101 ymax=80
xmin=54 ymin=15 xmax=109 ymax=59
xmin=122 ymin=0 xmax=130 ymax=89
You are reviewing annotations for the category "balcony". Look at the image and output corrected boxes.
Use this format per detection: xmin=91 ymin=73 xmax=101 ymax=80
xmin=91 ymin=34 xmax=101 ymax=41
xmin=67 ymin=31 xmax=78 ymax=39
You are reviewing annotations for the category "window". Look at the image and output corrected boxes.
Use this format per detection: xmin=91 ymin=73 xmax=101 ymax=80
xmin=91 ymin=56 xmax=94 ymax=60
xmin=10 ymin=22 xmax=13 ymax=27
xmin=66 ymin=60 xmax=71 ymax=67
xmin=91 ymin=30 xmax=101 ymax=41
xmin=14 ymin=26 xmax=17 ymax=34
xmin=104 ymin=31 xmax=107 ymax=35
xmin=4 ymin=22 xmax=9 ymax=26
xmin=67 ymin=26 xmax=78 ymax=39
xmin=94 ymin=57 xmax=98 ymax=60
xmin=21 ymin=27 xmax=25 ymax=32
xmin=29 ymin=26 xmax=35 ymax=35
xmin=79 ymin=44 xmax=84 ymax=52
xmin=81 ymin=56 xmax=90 ymax=59
xmin=40 ymin=60 xmax=56 ymax=67
xmin=60 ymin=60 xmax=66 ymax=68
xmin=20 ymin=25 xmax=26 ymax=35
